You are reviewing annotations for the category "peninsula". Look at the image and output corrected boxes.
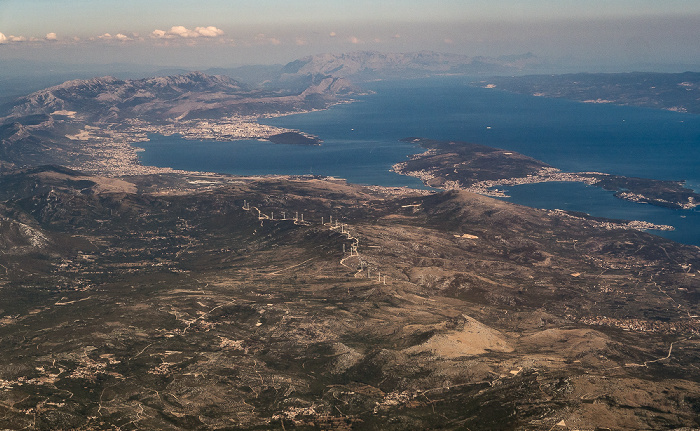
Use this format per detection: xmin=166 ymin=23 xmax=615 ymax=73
xmin=393 ymin=138 xmax=699 ymax=211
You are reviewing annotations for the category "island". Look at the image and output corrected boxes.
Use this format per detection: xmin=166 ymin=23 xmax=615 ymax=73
xmin=476 ymin=72 xmax=700 ymax=114
xmin=267 ymin=131 xmax=321 ymax=145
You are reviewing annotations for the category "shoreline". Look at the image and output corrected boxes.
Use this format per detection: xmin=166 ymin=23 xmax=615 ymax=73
xmin=394 ymin=162 xmax=699 ymax=211
xmin=60 ymin=122 xmax=688 ymax=236
xmin=392 ymin=138 xmax=699 ymax=211
xmin=62 ymin=109 xmax=328 ymax=177
xmin=50 ymin=108 xmax=696 ymax=237
xmin=56 ymin=96 xmax=365 ymax=178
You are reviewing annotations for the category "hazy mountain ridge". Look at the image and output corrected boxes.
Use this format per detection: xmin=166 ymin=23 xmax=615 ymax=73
xmin=279 ymin=51 xmax=542 ymax=82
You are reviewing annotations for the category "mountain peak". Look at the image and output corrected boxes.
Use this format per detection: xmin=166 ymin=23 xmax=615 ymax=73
xmin=8 ymin=72 xmax=247 ymax=119
xmin=141 ymin=72 xmax=244 ymax=92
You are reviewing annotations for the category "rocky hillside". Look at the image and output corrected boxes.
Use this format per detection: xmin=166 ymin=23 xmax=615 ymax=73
xmin=11 ymin=72 xmax=242 ymax=116
xmin=6 ymin=71 xmax=352 ymax=123
xmin=0 ymin=167 xmax=698 ymax=429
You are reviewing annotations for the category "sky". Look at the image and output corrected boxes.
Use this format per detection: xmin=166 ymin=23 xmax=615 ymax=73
xmin=1 ymin=0 xmax=700 ymax=70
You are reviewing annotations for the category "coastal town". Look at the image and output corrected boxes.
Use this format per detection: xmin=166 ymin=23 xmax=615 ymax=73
xmin=63 ymin=115 xmax=300 ymax=176
xmin=121 ymin=115 xmax=296 ymax=142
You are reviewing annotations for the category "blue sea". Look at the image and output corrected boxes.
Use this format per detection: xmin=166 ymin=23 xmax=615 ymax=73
xmin=135 ymin=77 xmax=700 ymax=246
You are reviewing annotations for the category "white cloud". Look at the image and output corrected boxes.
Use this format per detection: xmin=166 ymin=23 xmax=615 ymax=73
xmin=152 ymin=26 xmax=224 ymax=39
xmin=348 ymin=36 xmax=361 ymax=44
xmin=45 ymin=32 xmax=57 ymax=41
xmin=169 ymin=25 xmax=199 ymax=38
xmin=98 ymin=33 xmax=131 ymax=41
xmin=195 ymin=26 xmax=224 ymax=37
xmin=329 ymin=32 xmax=337 ymax=37
xmin=0 ymin=33 xmax=25 ymax=43
xmin=295 ymin=37 xmax=307 ymax=46
xmin=151 ymin=29 xmax=168 ymax=38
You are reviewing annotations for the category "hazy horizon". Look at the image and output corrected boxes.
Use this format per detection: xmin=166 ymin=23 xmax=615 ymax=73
xmin=2 ymin=1 xmax=700 ymax=72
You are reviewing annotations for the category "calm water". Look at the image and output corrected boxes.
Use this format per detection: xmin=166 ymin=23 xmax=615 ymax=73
xmin=136 ymin=77 xmax=700 ymax=246
xmin=136 ymin=134 xmax=426 ymax=188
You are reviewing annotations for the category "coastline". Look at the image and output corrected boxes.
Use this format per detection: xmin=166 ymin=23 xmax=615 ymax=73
xmin=61 ymin=109 xmax=327 ymax=177
xmin=393 ymin=161 xmax=676 ymax=232
xmin=27 ymin=98 xmax=696 ymax=238
xmin=388 ymin=139 xmax=700 ymax=235
xmin=392 ymin=139 xmax=700 ymax=211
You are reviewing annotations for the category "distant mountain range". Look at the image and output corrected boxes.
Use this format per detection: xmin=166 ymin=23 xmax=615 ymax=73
xmin=278 ymin=51 xmax=541 ymax=82
xmin=0 ymin=50 xmax=545 ymax=169
xmin=197 ymin=51 xmax=544 ymax=88
xmin=0 ymin=51 xmax=544 ymax=98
